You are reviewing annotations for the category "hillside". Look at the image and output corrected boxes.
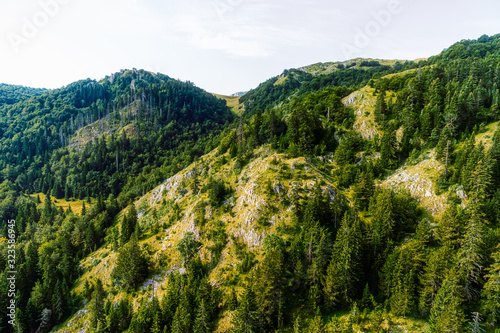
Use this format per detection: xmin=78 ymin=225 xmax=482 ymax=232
xmin=57 ymin=116 xmax=500 ymax=332
xmin=0 ymin=69 xmax=233 ymax=201
xmin=0 ymin=83 xmax=47 ymax=106
xmin=299 ymin=58 xmax=411 ymax=76
xmin=1 ymin=34 xmax=500 ymax=333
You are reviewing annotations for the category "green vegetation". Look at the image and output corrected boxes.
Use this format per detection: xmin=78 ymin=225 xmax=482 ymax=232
xmin=1 ymin=35 xmax=500 ymax=333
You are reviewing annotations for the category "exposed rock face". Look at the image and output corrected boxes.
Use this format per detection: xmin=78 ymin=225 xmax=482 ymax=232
xmin=381 ymin=153 xmax=448 ymax=216
xmin=343 ymin=87 xmax=382 ymax=141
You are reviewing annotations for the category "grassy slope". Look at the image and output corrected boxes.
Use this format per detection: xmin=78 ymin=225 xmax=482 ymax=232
xmin=30 ymin=193 xmax=93 ymax=216
xmin=213 ymin=94 xmax=244 ymax=116
xmin=56 ymin=145 xmax=340 ymax=332
xmin=55 ymin=137 xmax=451 ymax=332
xmin=68 ymin=100 xmax=141 ymax=149
xmin=55 ymin=66 xmax=499 ymax=332
xmin=299 ymin=58 xmax=413 ymax=76
xmin=380 ymin=121 xmax=500 ymax=219
xmin=56 ymin=119 xmax=500 ymax=331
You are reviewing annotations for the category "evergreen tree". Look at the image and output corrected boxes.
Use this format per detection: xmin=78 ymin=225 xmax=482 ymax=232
xmin=419 ymin=246 xmax=452 ymax=316
xmin=177 ymin=232 xmax=201 ymax=268
xmin=324 ymin=212 xmax=362 ymax=309
xmin=151 ymin=312 xmax=162 ymax=333
xmin=469 ymin=312 xmax=486 ymax=333
xmin=193 ymin=299 xmax=210 ymax=333
xmin=120 ymin=205 xmax=137 ymax=246
xmin=112 ymin=233 xmax=148 ymax=290
xmin=352 ymin=171 xmax=374 ymax=211
xmin=253 ymin=240 xmax=286 ymax=330
xmin=379 ymin=125 xmax=397 ymax=169
xmin=481 ymin=246 xmax=500 ymax=327
xmin=293 ymin=315 xmax=301 ymax=333
xmin=429 ymin=271 xmax=466 ymax=333
xmin=375 ymin=89 xmax=388 ymax=123
xmin=107 ymin=304 xmax=120 ymax=333
xmin=307 ymin=309 xmax=325 ymax=333
xmin=40 ymin=194 xmax=55 ymax=225
xmin=171 ymin=297 xmax=192 ymax=333
xmin=457 ymin=212 xmax=486 ymax=301
xmin=421 ymin=78 xmax=443 ymax=139
xmin=232 ymin=286 xmax=258 ymax=333
xmin=435 ymin=125 xmax=453 ymax=163
xmin=117 ymin=298 xmax=132 ymax=332
xmin=89 ymin=279 xmax=106 ymax=330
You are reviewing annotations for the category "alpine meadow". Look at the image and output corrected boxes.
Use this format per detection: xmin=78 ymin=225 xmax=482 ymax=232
xmin=2 ymin=34 xmax=500 ymax=333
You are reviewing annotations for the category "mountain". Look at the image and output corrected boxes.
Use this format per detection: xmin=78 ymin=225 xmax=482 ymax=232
xmin=0 ymin=69 xmax=233 ymax=202
xmin=0 ymin=83 xmax=47 ymax=106
xmin=1 ymin=34 xmax=500 ymax=333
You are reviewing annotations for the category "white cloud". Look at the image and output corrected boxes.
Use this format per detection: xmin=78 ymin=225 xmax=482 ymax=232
xmin=173 ymin=14 xmax=271 ymax=57
xmin=1 ymin=0 xmax=500 ymax=94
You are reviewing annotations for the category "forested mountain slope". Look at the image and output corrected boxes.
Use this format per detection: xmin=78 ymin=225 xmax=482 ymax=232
xmin=1 ymin=34 xmax=500 ymax=333
xmin=0 ymin=84 xmax=47 ymax=106
xmin=0 ymin=69 xmax=233 ymax=206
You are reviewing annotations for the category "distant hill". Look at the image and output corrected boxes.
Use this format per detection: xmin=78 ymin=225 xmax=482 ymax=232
xmin=0 ymin=83 xmax=47 ymax=105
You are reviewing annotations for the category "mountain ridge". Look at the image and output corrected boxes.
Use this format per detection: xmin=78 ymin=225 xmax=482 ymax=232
xmin=1 ymin=34 xmax=500 ymax=333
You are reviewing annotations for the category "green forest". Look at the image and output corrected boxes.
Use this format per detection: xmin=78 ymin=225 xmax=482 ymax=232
xmin=1 ymin=35 xmax=500 ymax=333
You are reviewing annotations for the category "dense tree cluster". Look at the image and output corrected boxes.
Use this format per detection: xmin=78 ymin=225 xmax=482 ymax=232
xmin=0 ymin=69 xmax=232 ymax=208
xmin=0 ymin=84 xmax=47 ymax=106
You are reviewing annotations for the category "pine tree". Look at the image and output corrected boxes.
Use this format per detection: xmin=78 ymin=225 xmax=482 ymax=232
xmin=379 ymin=126 xmax=397 ymax=169
xmin=307 ymin=309 xmax=325 ymax=333
xmin=429 ymin=271 xmax=466 ymax=333
xmin=40 ymin=194 xmax=54 ymax=225
xmin=120 ymin=205 xmax=138 ymax=246
xmin=151 ymin=312 xmax=162 ymax=333
xmin=375 ymin=89 xmax=388 ymax=123
xmin=176 ymin=232 xmax=201 ymax=268
xmin=481 ymin=245 xmax=500 ymax=327
xmin=112 ymin=233 xmax=148 ymax=290
xmin=421 ymin=78 xmax=443 ymax=139
xmin=324 ymin=212 xmax=362 ymax=309
xmin=419 ymin=246 xmax=452 ymax=316
xmin=120 ymin=214 xmax=130 ymax=246
xmin=352 ymin=171 xmax=374 ymax=211
xmin=193 ymin=299 xmax=210 ymax=333
xmin=253 ymin=241 xmax=285 ymax=330
xmin=117 ymin=298 xmax=132 ymax=331
xmin=291 ymin=315 xmax=300 ymax=333
xmin=435 ymin=125 xmax=453 ymax=164
xmin=89 ymin=279 xmax=106 ymax=330
xmin=436 ymin=204 xmax=463 ymax=247
xmin=107 ymin=304 xmax=120 ymax=333
xmin=130 ymin=299 xmax=153 ymax=333
xmin=457 ymin=213 xmax=486 ymax=301
xmin=469 ymin=312 xmax=486 ymax=333
xmin=171 ymin=298 xmax=191 ymax=333
xmin=232 ymin=286 xmax=258 ymax=333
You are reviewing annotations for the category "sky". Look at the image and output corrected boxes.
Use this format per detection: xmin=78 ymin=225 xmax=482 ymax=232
xmin=0 ymin=0 xmax=500 ymax=95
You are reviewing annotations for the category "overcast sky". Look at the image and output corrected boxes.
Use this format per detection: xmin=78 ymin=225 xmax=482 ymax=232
xmin=1 ymin=0 xmax=499 ymax=95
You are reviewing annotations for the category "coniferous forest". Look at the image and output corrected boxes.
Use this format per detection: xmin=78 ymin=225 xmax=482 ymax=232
xmin=1 ymin=35 xmax=500 ymax=332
